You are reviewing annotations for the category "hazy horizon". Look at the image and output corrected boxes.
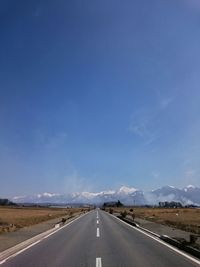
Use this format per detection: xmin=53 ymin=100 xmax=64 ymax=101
xmin=8 ymin=184 xmax=200 ymax=199
xmin=1 ymin=0 xmax=200 ymax=197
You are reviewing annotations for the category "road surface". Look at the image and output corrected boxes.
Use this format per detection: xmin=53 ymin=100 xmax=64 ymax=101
xmin=1 ymin=209 xmax=200 ymax=267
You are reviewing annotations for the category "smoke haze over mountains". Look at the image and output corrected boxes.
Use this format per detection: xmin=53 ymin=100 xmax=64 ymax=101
xmin=11 ymin=185 xmax=200 ymax=206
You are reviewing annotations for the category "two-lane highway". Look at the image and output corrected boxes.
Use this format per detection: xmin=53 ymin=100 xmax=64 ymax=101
xmin=1 ymin=210 xmax=200 ymax=267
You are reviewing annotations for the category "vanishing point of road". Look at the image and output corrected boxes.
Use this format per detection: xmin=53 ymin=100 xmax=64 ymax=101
xmin=1 ymin=209 xmax=200 ymax=267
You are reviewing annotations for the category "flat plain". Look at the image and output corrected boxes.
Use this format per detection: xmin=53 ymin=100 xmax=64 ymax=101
xmin=0 ymin=206 xmax=86 ymax=233
xmin=111 ymin=207 xmax=200 ymax=234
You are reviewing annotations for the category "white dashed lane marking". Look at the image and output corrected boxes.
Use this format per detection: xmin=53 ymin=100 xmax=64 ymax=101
xmin=96 ymin=228 xmax=100 ymax=237
xmin=96 ymin=257 xmax=102 ymax=267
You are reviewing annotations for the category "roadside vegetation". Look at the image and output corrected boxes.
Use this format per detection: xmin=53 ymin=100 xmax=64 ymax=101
xmin=0 ymin=206 xmax=87 ymax=234
xmin=105 ymin=207 xmax=200 ymax=234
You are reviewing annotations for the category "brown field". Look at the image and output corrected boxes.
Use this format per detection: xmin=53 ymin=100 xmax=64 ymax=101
xmin=110 ymin=207 xmax=200 ymax=234
xmin=0 ymin=206 xmax=87 ymax=233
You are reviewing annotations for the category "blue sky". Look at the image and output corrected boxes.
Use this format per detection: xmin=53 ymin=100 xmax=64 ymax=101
xmin=1 ymin=0 xmax=200 ymax=196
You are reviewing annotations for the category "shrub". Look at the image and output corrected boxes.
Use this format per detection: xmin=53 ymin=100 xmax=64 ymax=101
xmin=190 ymin=234 xmax=198 ymax=244
xmin=120 ymin=210 xmax=127 ymax=218
xmin=109 ymin=208 xmax=113 ymax=214
xmin=131 ymin=213 xmax=135 ymax=221
xmin=61 ymin=218 xmax=67 ymax=223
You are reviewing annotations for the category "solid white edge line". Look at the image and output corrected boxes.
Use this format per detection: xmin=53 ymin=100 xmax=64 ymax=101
xmin=109 ymin=213 xmax=200 ymax=266
xmin=96 ymin=257 xmax=102 ymax=267
xmin=0 ymin=211 xmax=91 ymax=265
xmin=0 ymin=240 xmax=41 ymax=265
xmin=96 ymin=227 xmax=100 ymax=237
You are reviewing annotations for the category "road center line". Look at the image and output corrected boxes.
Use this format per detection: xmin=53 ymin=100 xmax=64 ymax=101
xmin=96 ymin=227 xmax=100 ymax=237
xmin=97 ymin=220 xmax=99 ymax=224
xmin=96 ymin=257 xmax=102 ymax=267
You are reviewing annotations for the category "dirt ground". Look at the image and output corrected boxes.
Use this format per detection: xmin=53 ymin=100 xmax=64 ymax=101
xmin=110 ymin=207 xmax=200 ymax=234
xmin=0 ymin=206 xmax=87 ymax=233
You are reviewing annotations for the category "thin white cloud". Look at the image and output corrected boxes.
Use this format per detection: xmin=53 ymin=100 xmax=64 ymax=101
xmin=63 ymin=171 xmax=94 ymax=194
xmin=181 ymin=169 xmax=199 ymax=187
xmin=151 ymin=171 xmax=160 ymax=179
xmin=129 ymin=121 xmax=148 ymax=138
xmin=185 ymin=169 xmax=196 ymax=177
xmin=155 ymin=88 xmax=174 ymax=110
xmin=128 ymin=94 xmax=173 ymax=145
xmin=128 ymin=109 xmax=158 ymax=145
xmin=159 ymin=97 xmax=173 ymax=109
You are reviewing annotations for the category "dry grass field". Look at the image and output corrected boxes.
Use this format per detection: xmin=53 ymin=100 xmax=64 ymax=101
xmin=111 ymin=207 xmax=200 ymax=234
xmin=0 ymin=206 xmax=87 ymax=233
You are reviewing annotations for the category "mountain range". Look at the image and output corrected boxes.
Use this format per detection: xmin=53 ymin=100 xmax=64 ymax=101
xmin=11 ymin=185 xmax=200 ymax=206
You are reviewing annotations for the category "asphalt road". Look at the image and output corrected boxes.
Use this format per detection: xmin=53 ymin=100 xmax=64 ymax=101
xmin=1 ymin=209 xmax=200 ymax=267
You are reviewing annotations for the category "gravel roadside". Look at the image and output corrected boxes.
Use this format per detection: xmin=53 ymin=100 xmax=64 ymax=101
xmin=114 ymin=212 xmax=200 ymax=248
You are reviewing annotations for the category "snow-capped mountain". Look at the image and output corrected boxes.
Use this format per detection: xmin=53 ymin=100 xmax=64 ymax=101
xmin=150 ymin=185 xmax=200 ymax=205
xmin=117 ymin=186 xmax=138 ymax=195
xmin=11 ymin=186 xmax=145 ymax=205
xmin=11 ymin=185 xmax=200 ymax=205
